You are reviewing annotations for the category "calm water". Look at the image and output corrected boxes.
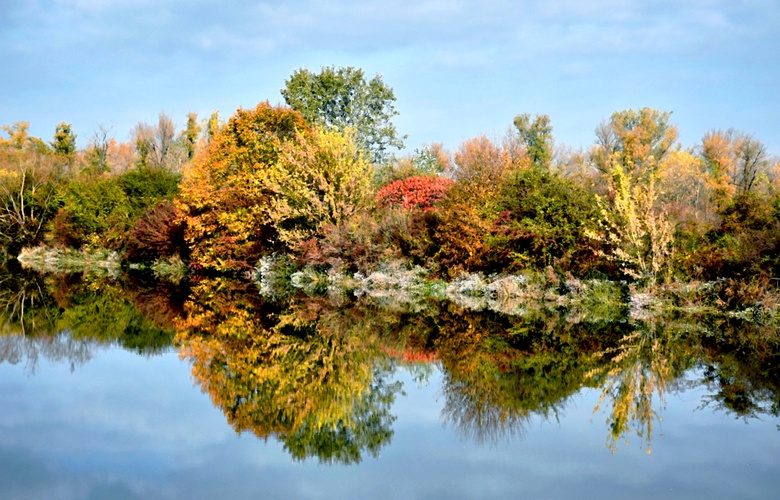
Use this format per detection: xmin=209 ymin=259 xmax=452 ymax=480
xmin=1 ymin=272 xmax=780 ymax=499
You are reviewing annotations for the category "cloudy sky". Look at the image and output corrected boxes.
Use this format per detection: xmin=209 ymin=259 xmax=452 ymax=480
xmin=2 ymin=0 xmax=779 ymax=155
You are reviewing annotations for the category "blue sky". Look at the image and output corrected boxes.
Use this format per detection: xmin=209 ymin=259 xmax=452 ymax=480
xmin=2 ymin=0 xmax=779 ymax=156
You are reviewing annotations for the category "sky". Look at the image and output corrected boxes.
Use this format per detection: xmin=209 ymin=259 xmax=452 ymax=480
xmin=2 ymin=0 xmax=779 ymax=157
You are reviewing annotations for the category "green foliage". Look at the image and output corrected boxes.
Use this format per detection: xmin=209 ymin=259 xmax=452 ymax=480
xmin=513 ymin=113 xmax=553 ymax=169
xmin=486 ymin=166 xmax=600 ymax=273
xmin=282 ymin=65 xmax=404 ymax=164
xmin=50 ymin=175 xmax=133 ymax=249
xmin=51 ymin=122 xmax=78 ymax=166
xmin=117 ymin=165 xmax=180 ymax=216
xmin=183 ymin=112 xmax=201 ymax=160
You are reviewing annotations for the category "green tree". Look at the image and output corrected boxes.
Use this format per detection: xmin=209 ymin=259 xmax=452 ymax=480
xmin=182 ymin=112 xmax=201 ymax=160
xmin=513 ymin=113 xmax=553 ymax=169
xmin=281 ymin=66 xmax=404 ymax=165
xmin=51 ymin=122 xmax=77 ymax=158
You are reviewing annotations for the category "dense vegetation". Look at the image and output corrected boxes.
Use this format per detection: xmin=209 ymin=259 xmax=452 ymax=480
xmin=3 ymin=67 xmax=779 ymax=307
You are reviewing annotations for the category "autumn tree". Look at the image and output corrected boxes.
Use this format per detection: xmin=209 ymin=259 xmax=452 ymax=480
xmin=376 ymin=143 xmax=453 ymax=185
xmin=0 ymin=124 xmax=61 ymax=255
xmin=178 ymin=102 xmax=375 ymax=272
xmin=701 ymin=129 xmax=772 ymax=205
xmin=591 ymin=108 xmax=678 ymax=180
xmin=282 ymin=66 xmax=404 ymax=165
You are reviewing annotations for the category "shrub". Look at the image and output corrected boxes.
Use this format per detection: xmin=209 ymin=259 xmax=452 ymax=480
xmin=49 ymin=175 xmax=133 ymax=249
xmin=177 ymin=103 xmax=375 ymax=272
xmin=376 ymin=175 xmax=454 ymax=210
xmin=125 ymin=200 xmax=186 ymax=262
xmin=486 ymin=167 xmax=601 ymax=275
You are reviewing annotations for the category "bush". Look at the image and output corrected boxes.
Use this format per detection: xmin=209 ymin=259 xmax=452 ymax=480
xmin=485 ymin=167 xmax=601 ymax=274
xmin=49 ymin=175 xmax=134 ymax=249
xmin=125 ymin=200 xmax=186 ymax=262
xmin=118 ymin=165 xmax=181 ymax=217
xmin=376 ymin=175 xmax=454 ymax=210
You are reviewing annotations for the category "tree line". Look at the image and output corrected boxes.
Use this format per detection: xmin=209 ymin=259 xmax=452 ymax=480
xmin=2 ymin=66 xmax=779 ymax=299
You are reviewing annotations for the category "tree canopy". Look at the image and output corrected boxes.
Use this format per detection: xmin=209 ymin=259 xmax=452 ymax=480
xmin=281 ymin=66 xmax=404 ymax=165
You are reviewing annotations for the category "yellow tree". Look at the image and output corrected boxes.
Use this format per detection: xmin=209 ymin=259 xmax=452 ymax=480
xmin=177 ymin=102 xmax=376 ymax=271
xmin=592 ymin=108 xmax=678 ymax=181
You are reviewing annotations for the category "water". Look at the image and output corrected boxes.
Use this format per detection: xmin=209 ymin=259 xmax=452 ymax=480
xmin=1 ymin=340 xmax=778 ymax=499
xmin=1 ymin=272 xmax=779 ymax=499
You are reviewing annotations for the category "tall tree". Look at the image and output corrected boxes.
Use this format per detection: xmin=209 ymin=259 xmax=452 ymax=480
xmin=51 ymin=122 xmax=77 ymax=158
xmin=591 ymin=108 xmax=678 ymax=180
xmin=132 ymin=113 xmax=186 ymax=171
xmin=182 ymin=112 xmax=201 ymax=160
xmin=281 ymin=66 xmax=404 ymax=165
xmin=86 ymin=124 xmax=112 ymax=173
xmin=513 ymin=113 xmax=553 ymax=169
xmin=701 ymin=128 xmax=771 ymax=202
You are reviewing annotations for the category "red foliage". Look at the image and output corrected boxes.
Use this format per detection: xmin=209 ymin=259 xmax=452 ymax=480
xmin=125 ymin=200 xmax=186 ymax=261
xmin=376 ymin=175 xmax=454 ymax=211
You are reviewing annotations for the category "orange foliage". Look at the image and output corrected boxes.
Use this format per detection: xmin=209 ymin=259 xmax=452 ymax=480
xmin=177 ymin=102 xmax=314 ymax=271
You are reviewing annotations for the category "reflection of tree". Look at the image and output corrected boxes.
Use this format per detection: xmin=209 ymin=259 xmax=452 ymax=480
xmin=176 ymin=279 xmax=400 ymax=464
xmin=0 ymin=264 xmax=177 ymax=371
xmin=435 ymin=304 xmax=613 ymax=444
xmin=589 ymin=319 xmax=696 ymax=453
xmin=0 ymin=264 xmax=95 ymax=371
xmin=698 ymin=320 xmax=780 ymax=421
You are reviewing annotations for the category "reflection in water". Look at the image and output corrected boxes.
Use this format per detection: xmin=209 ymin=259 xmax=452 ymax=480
xmin=176 ymin=279 xmax=402 ymax=464
xmin=3 ymin=263 xmax=780 ymax=460
xmin=0 ymin=264 xmax=178 ymax=371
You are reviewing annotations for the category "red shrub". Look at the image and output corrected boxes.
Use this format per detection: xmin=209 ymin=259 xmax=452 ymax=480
xmin=126 ymin=200 xmax=187 ymax=261
xmin=376 ymin=175 xmax=454 ymax=211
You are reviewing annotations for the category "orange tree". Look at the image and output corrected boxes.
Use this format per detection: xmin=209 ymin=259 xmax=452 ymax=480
xmin=177 ymin=102 xmax=373 ymax=272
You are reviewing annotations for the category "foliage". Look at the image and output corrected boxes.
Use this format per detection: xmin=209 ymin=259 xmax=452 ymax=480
xmin=126 ymin=200 xmax=186 ymax=262
xmin=376 ymin=175 xmax=454 ymax=211
xmin=486 ymin=166 xmax=600 ymax=273
xmin=513 ymin=113 xmax=553 ymax=169
xmin=117 ymin=165 xmax=181 ymax=215
xmin=451 ymin=135 xmax=525 ymax=204
xmin=272 ymin=128 xmax=375 ymax=248
xmin=133 ymin=112 xmax=188 ymax=171
xmin=592 ymin=108 xmax=678 ymax=180
xmin=177 ymin=102 xmax=314 ymax=271
xmin=0 ymin=136 xmax=62 ymax=255
xmin=282 ymin=65 xmax=404 ymax=164
xmin=590 ymin=163 xmax=674 ymax=282
xmin=179 ymin=103 xmax=375 ymax=271
xmin=701 ymin=129 xmax=773 ymax=206
xmin=49 ymin=174 xmax=133 ymax=249
xmin=51 ymin=122 xmax=78 ymax=165
xmin=375 ymin=143 xmax=453 ymax=185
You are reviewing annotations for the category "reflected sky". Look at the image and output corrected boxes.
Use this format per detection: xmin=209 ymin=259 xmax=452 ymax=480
xmin=1 ymin=345 xmax=779 ymax=500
